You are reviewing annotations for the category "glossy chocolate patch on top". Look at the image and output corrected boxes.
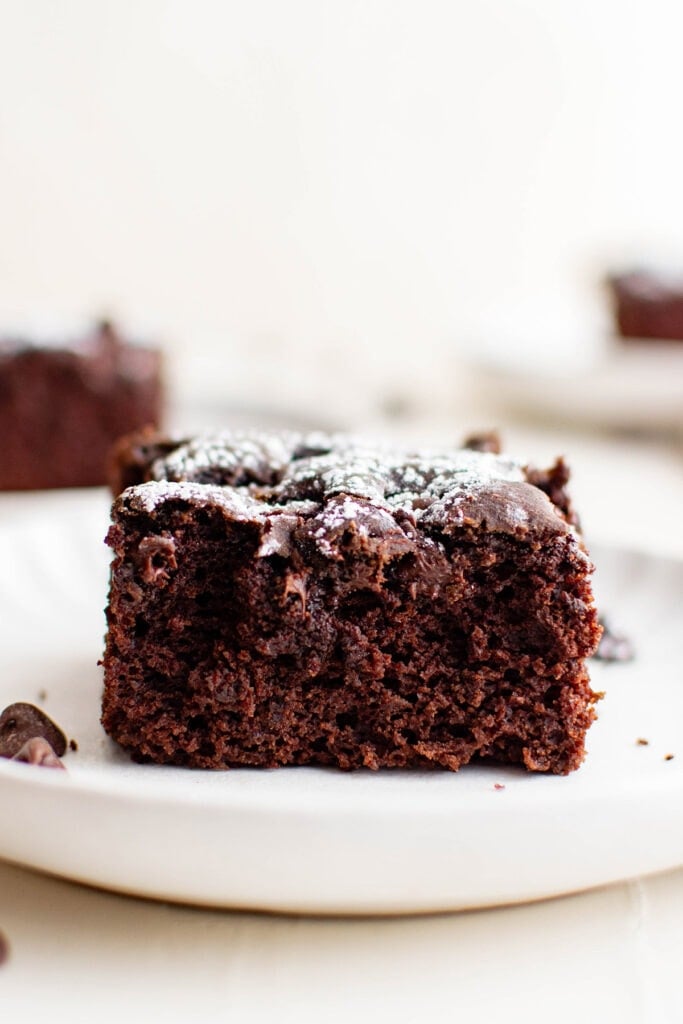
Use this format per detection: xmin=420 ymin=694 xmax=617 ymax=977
xmin=0 ymin=703 xmax=67 ymax=759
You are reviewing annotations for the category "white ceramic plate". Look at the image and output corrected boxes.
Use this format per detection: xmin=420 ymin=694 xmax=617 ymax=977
xmin=0 ymin=489 xmax=681 ymax=915
xmin=474 ymin=338 xmax=683 ymax=434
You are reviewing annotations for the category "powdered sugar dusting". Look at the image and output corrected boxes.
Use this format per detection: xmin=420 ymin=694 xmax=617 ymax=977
xmin=152 ymin=431 xmax=299 ymax=485
xmin=121 ymin=430 xmax=537 ymax=557
xmin=126 ymin=480 xmax=268 ymax=520
xmin=147 ymin=432 xmax=523 ymax=503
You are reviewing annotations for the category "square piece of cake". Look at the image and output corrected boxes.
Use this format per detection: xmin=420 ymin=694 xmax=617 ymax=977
xmin=607 ymin=268 xmax=683 ymax=342
xmin=102 ymin=431 xmax=601 ymax=774
xmin=0 ymin=319 xmax=163 ymax=490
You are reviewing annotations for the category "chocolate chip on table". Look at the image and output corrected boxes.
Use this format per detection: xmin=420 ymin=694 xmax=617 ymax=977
xmin=0 ymin=930 xmax=9 ymax=967
xmin=12 ymin=737 xmax=65 ymax=770
xmin=0 ymin=703 xmax=67 ymax=759
xmin=593 ymin=617 xmax=635 ymax=663
xmin=463 ymin=430 xmax=503 ymax=455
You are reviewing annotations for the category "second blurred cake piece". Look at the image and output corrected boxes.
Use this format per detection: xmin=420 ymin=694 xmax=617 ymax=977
xmin=0 ymin=319 xmax=163 ymax=491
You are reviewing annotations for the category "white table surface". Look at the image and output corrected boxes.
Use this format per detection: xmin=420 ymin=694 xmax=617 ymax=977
xmin=1 ymin=401 xmax=682 ymax=1023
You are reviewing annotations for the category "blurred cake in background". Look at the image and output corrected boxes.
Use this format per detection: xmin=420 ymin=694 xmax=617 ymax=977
xmin=607 ymin=268 xmax=683 ymax=342
xmin=0 ymin=319 xmax=163 ymax=490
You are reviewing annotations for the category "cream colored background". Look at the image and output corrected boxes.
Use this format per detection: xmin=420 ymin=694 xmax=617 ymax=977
xmin=2 ymin=0 xmax=683 ymax=379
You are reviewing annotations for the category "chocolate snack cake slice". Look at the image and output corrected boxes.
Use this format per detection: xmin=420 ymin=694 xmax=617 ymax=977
xmin=0 ymin=320 xmax=163 ymax=490
xmin=607 ymin=268 xmax=683 ymax=342
xmin=102 ymin=432 xmax=601 ymax=774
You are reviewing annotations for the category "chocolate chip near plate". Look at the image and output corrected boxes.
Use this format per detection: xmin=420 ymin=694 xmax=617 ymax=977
xmin=12 ymin=737 xmax=65 ymax=770
xmin=593 ymin=617 xmax=635 ymax=663
xmin=0 ymin=930 xmax=9 ymax=967
xmin=463 ymin=429 xmax=502 ymax=455
xmin=0 ymin=703 xmax=67 ymax=759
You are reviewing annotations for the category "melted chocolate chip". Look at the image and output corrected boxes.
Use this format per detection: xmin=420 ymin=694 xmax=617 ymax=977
xmin=0 ymin=703 xmax=67 ymax=759
xmin=137 ymin=535 xmax=177 ymax=584
xmin=12 ymin=737 xmax=65 ymax=770
xmin=0 ymin=930 xmax=9 ymax=967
